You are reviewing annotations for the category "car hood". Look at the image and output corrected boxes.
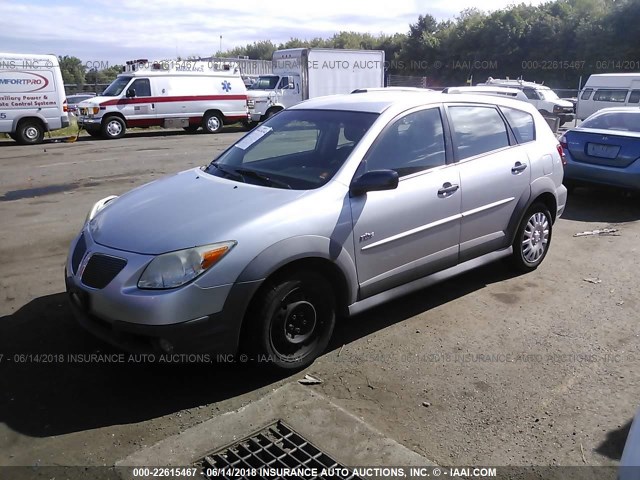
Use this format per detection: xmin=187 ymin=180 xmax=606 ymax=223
xmin=247 ymin=90 xmax=272 ymax=100
xmin=89 ymin=168 xmax=307 ymax=255
xmin=553 ymin=98 xmax=574 ymax=108
xmin=78 ymin=96 xmax=113 ymax=107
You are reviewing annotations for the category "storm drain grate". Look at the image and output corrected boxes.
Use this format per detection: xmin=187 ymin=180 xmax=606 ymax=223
xmin=195 ymin=420 xmax=362 ymax=480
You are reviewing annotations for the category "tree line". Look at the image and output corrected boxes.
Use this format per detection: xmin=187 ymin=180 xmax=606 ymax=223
xmin=59 ymin=0 xmax=640 ymax=89
xmin=221 ymin=0 xmax=640 ymax=88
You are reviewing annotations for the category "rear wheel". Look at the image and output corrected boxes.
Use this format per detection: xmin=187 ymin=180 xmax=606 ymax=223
xmin=509 ymin=203 xmax=552 ymax=272
xmin=202 ymin=112 xmax=223 ymax=134
xmin=245 ymin=271 xmax=336 ymax=371
xmin=16 ymin=121 xmax=44 ymax=145
xmin=101 ymin=116 xmax=126 ymax=139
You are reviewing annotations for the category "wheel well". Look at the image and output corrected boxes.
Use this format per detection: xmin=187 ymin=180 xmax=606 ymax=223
xmin=204 ymin=109 xmax=223 ymax=121
xmin=265 ymin=106 xmax=283 ymax=116
xmin=102 ymin=113 xmax=126 ymax=125
xmin=16 ymin=116 xmax=46 ymax=132
xmin=239 ymin=257 xmax=350 ymax=344
xmin=533 ymin=192 xmax=558 ymax=222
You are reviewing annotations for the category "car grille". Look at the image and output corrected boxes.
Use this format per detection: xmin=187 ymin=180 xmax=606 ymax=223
xmin=71 ymin=233 xmax=87 ymax=274
xmin=81 ymin=254 xmax=127 ymax=289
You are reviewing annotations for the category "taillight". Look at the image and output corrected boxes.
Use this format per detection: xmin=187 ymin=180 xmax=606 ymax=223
xmin=63 ymin=99 xmax=68 ymax=113
xmin=557 ymin=141 xmax=567 ymax=166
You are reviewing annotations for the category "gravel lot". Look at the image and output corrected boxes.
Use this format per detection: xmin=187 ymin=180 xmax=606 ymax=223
xmin=1 ymin=128 xmax=639 ymax=472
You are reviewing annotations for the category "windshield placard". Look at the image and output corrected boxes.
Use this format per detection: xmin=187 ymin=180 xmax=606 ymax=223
xmin=234 ymin=125 xmax=273 ymax=150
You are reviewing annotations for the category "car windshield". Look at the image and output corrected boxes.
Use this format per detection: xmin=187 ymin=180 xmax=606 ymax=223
xmin=101 ymin=76 xmax=132 ymax=96
xmin=539 ymin=89 xmax=560 ymax=101
xmin=248 ymin=76 xmax=280 ymax=90
xmin=581 ymin=111 xmax=640 ymax=132
xmin=204 ymin=109 xmax=378 ymax=190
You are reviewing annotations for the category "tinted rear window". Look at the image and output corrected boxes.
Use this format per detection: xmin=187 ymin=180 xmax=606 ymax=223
xmin=629 ymin=90 xmax=640 ymax=104
xmin=448 ymin=106 xmax=510 ymax=160
xmin=501 ymin=107 xmax=535 ymax=143
xmin=581 ymin=111 xmax=640 ymax=132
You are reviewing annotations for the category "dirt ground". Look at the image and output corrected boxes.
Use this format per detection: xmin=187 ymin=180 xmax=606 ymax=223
xmin=1 ymin=129 xmax=639 ymax=473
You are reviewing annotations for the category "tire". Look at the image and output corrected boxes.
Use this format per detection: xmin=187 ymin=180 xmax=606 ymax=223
xmin=509 ymin=203 xmax=553 ymax=273
xmin=202 ymin=112 xmax=223 ymax=134
xmin=8 ymin=132 xmax=18 ymax=142
xmin=242 ymin=120 xmax=257 ymax=131
xmin=16 ymin=121 xmax=44 ymax=145
xmin=245 ymin=271 xmax=336 ymax=371
xmin=101 ymin=116 xmax=126 ymax=139
xmin=183 ymin=125 xmax=199 ymax=133
xmin=265 ymin=109 xmax=280 ymax=120
xmin=85 ymin=128 xmax=101 ymax=138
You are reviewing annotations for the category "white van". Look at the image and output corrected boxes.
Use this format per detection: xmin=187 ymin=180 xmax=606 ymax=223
xmin=0 ymin=53 xmax=70 ymax=145
xmin=576 ymin=73 xmax=640 ymax=120
xmin=77 ymin=59 xmax=248 ymax=139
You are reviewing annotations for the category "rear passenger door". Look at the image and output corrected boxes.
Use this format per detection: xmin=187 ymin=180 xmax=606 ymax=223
xmin=445 ymin=104 xmax=533 ymax=262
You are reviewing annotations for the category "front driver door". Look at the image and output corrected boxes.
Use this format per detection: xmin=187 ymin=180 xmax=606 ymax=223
xmin=349 ymin=106 xmax=461 ymax=300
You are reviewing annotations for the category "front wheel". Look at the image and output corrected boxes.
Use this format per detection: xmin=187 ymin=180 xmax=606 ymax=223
xmin=101 ymin=116 xmax=126 ymax=139
xmin=245 ymin=271 xmax=336 ymax=371
xmin=509 ymin=203 xmax=552 ymax=272
xmin=202 ymin=112 xmax=223 ymax=134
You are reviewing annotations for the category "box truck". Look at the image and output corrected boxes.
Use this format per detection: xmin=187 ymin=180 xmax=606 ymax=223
xmin=576 ymin=73 xmax=640 ymax=120
xmin=77 ymin=59 xmax=248 ymax=139
xmin=246 ymin=48 xmax=385 ymax=123
xmin=0 ymin=52 xmax=70 ymax=145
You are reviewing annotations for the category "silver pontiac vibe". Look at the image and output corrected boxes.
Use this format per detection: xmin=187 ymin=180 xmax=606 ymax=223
xmin=66 ymin=91 xmax=567 ymax=371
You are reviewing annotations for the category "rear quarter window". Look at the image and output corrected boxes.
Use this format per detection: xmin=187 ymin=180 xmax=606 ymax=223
xmin=500 ymin=107 xmax=535 ymax=143
xmin=628 ymin=90 xmax=640 ymax=104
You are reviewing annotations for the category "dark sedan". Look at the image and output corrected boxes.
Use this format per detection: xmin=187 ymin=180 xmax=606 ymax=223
xmin=561 ymin=107 xmax=640 ymax=191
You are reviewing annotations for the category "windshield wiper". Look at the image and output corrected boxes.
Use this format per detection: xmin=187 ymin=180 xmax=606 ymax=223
xmin=209 ymin=163 xmax=244 ymax=181
xmin=234 ymin=168 xmax=292 ymax=189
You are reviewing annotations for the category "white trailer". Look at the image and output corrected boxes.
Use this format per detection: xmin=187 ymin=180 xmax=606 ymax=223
xmin=576 ymin=73 xmax=640 ymax=120
xmin=0 ymin=52 xmax=70 ymax=145
xmin=77 ymin=59 xmax=248 ymax=139
xmin=247 ymin=48 xmax=385 ymax=122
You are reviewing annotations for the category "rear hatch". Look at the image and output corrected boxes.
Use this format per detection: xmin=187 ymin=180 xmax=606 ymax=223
xmin=565 ymin=128 xmax=640 ymax=168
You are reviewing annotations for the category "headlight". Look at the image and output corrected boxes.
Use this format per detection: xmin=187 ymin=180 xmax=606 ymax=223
xmin=137 ymin=241 xmax=236 ymax=289
xmin=86 ymin=195 xmax=118 ymax=223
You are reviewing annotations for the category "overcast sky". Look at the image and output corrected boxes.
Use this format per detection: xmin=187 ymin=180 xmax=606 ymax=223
xmin=1 ymin=0 xmax=548 ymax=67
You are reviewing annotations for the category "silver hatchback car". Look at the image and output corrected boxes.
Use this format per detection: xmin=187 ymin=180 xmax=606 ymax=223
xmin=65 ymin=91 xmax=567 ymax=370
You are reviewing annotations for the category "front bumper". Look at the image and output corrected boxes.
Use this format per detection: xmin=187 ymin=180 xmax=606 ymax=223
xmin=77 ymin=116 xmax=102 ymax=127
xmin=65 ymin=229 xmax=261 ymax=354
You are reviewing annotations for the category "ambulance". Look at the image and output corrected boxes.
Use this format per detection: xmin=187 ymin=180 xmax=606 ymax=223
xmin=77 ymin=59 xmax=248 ymax=139
xmin=0 ymin=52 xmax=70 ymax=145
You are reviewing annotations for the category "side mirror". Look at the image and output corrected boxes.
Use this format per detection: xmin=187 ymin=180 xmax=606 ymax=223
xmin=287 ymin=76 xmax=295 ymax=89
xmin=350 ymin=169 xmax=399 ymax=196
xmin=126 ymin=88 xmax=136 ymax=98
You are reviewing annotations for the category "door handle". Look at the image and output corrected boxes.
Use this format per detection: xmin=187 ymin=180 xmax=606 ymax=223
xmin=438 ymin=182 xmax=459 ymax=197
xmin=511 ymin=162 xmax=527 ymax=174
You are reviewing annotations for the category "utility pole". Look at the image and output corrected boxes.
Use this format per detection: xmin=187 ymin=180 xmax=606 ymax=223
xmin=219 ymin=35 xmax=222 ymax=54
